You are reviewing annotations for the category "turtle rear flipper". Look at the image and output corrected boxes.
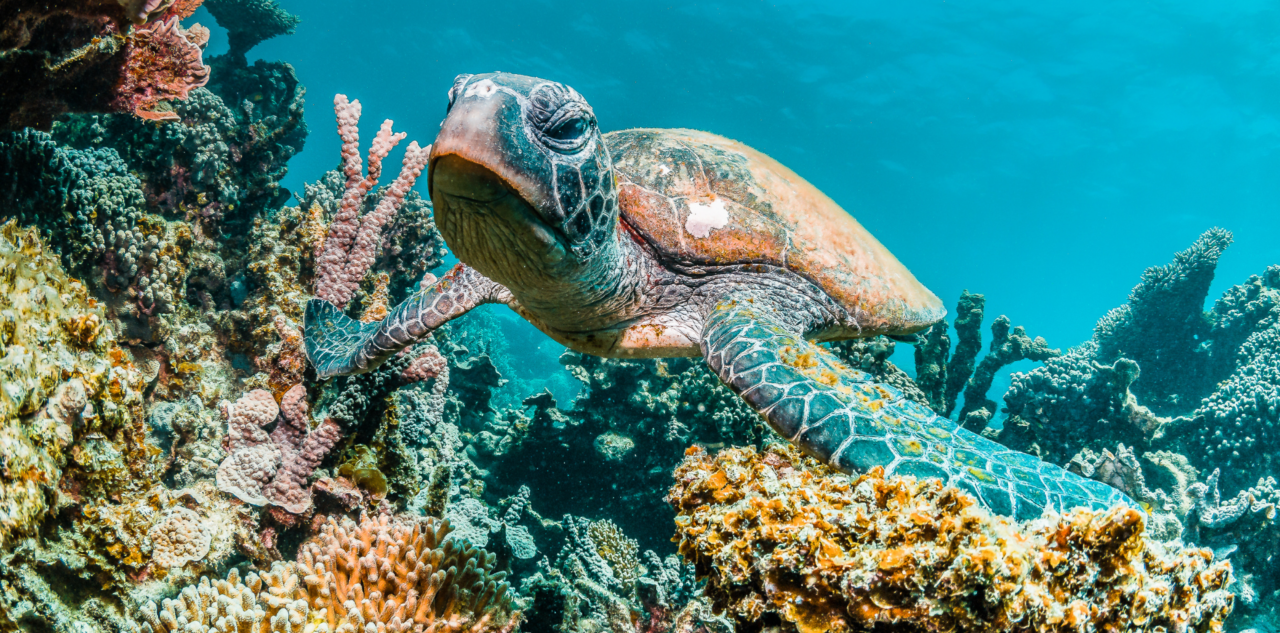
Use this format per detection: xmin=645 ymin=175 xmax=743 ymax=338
xmin=699 ymin=298 xmax=1135 ymax=520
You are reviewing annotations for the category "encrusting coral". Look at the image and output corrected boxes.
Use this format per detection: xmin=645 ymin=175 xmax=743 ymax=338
xmin=140 ymin=513 xmax=519 ymax=633
xmin=668 ymin=443 xmax=1235 ymax=633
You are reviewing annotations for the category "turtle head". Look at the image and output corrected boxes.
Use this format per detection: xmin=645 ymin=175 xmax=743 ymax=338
xmin=429 ymin=73 xmax=619 ymax=289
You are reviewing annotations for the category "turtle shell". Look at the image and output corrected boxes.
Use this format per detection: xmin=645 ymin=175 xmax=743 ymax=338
xmin=608 ymin=128 xmax=945 ymax=336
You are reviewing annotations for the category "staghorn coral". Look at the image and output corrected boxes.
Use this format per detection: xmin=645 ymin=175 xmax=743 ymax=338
xmin=668 ymin=443 xmax=1235 ymax=633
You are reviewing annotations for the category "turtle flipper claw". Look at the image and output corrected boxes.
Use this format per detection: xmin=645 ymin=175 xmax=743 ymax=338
xmin=699 ymin=298 xmax=1136 ymax=520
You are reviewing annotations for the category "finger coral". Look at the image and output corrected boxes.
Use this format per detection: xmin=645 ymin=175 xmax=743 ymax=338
xmin=142 ymin=514 xmax=518 ymax=633
xmin=314 ymin=94 xmax=432 ymax=310
xmin=667 ymin=443 xmax=1235 ymax=633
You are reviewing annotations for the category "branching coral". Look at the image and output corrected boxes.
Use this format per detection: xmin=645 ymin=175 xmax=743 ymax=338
xmin=314 ymin=95 xmax=432 ymax=311
xmin=299 ymin=514 xmax=518 ymax=633
xmin=522 ymin=514 xmax=723 ymax=633
xmin=668 ymin=443 xmax=1235 ymax=633
xmin=143 ymin=514 xmax=518 ymax=633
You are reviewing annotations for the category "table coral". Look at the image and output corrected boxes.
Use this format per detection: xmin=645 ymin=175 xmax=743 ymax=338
xmin=668 ymin=443 xmax=1235 ymax=633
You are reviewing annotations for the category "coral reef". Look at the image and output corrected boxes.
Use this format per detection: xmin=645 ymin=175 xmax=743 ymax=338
xmin=668 ymin=442 xmax=1235 ymax=633
xmin=216 ymin=387 xmax=341 ymax=514
xmin=141 ymin=513 xmax=519 ymax=633
xmin=521 ymin=515 xmax=728 ymax=633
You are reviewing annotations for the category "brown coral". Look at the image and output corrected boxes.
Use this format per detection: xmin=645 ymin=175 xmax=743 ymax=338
xmin=667 ymin=444 xmax=1235 ymax=633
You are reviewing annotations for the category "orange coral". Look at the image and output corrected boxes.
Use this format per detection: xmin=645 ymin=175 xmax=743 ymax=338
xmin=667 ymin=444 xmax=1235 ymax=633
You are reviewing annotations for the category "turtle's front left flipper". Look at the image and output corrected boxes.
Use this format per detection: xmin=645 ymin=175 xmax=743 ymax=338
xmin=305 ymin=264 xmax=508 ymax=378
xmin=699 ymin=298 xmax=1134 ymax=520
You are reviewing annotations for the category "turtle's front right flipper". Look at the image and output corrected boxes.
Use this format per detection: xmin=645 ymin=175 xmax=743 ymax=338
xmin=304 ymin=264 xmax=508 ymax=378
xmin=699 ymin=298 xmax=1135 ymax=520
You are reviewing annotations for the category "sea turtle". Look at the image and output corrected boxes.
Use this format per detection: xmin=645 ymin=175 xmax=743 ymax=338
xmin=305 ymin=72 xmax=1132 ymax=519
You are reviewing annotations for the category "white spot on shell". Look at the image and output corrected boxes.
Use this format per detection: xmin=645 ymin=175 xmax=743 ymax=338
xmin=658 ymin=164 xmax=671 ymax=175
xmin=464 ymin=79 xmax=498 ymax=98
xmin=685 ymin=199 xmax=728 ymax=238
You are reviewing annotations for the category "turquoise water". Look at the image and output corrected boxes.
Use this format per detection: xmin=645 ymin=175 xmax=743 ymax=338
xmin=196 ymin=0 xmax=1279 ymax=360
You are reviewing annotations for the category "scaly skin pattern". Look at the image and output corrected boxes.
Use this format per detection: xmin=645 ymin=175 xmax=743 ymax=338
xmin=701 ymin=298 xmax=1135 ymax=520
xmin=305 ymin=265 xmax=508 ymax=378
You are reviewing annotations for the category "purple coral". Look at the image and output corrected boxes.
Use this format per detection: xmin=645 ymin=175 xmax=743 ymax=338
xmin=262 ymin=385 xmax=341 ymax=514
xmin=216 ymin=387 xmax=341 ymax=514
xmin=313 ymin=95 xmax=431 ymax=310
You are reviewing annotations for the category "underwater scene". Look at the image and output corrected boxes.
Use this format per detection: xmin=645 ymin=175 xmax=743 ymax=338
xmin=1 ymin=0 xmax=1278 ymax=632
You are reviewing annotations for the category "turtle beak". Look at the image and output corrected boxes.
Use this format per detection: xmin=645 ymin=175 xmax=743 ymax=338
xmin=429 ymin=75 xmax=557 ymax=215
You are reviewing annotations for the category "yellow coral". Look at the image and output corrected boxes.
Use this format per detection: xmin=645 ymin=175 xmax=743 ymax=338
xmin=586 ymin=519 xmax=642 ymax=584
xmin=667 ymin=444 xmax=1235 ymax=633
xmin=0 ymin=221 xmax=143 ymax=549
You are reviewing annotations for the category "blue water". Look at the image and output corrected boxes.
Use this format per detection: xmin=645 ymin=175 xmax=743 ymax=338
xmin=198 ymin=0 xmax=1280 ymax=386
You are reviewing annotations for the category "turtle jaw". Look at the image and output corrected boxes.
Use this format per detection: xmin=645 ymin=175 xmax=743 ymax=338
xmin=431 ymin=154 xmax=575 ymax=289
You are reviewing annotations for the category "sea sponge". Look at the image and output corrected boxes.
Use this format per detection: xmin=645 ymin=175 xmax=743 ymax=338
xmin=667 ymin=443 xmax=1235 ymax=633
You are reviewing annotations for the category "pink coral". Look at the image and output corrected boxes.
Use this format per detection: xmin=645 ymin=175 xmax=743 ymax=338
xmin=262 ymin=385 xmax=342 ymax=514
xmin=216 ymin=387 xmax=342 ymax=514
xmin=113 ymin=16 xmax=211 ymax=121
xmin=215 ymin=390 xmax=281 ymax=505
xmin=314 ymin=94 xmax=432 ymax=309
xmin=400 ymin=345 xmax=448 ymax=384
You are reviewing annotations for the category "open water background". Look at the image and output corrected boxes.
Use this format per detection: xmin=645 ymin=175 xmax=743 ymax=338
xmin=195 ymin=0 xmax=1280 ymax=404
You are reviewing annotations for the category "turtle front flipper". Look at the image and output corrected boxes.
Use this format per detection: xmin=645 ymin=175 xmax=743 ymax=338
xmin=699 ymin=298 xmax=1135 ymax=520
xmin=305 ymin=265 xmax=508 ymax=378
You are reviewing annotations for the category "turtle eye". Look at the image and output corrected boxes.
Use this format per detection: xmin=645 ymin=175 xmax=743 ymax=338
xmin=447 ymin=74 xmax=473 ymax=113
xmin=526 ymin=82 xmax=596 ymax=153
